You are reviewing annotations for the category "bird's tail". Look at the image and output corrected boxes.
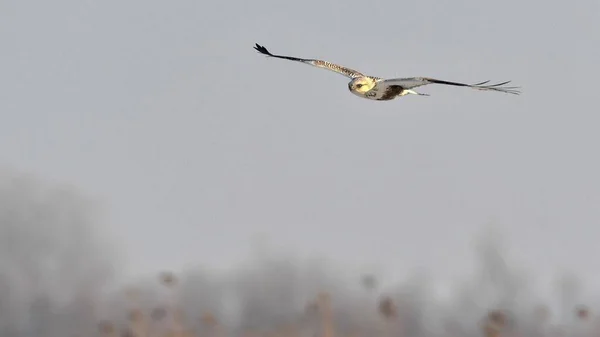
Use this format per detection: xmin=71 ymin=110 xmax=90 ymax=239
xmin=404 ymin=89 xmax=429 ymax=96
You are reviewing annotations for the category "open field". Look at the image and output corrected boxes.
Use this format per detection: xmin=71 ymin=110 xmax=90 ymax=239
xmin=2 ymin=170 xmax=599 ymax=337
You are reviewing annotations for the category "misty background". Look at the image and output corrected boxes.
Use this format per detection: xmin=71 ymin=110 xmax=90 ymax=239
xmin=1 ymin=0 xmax=599 ymax=336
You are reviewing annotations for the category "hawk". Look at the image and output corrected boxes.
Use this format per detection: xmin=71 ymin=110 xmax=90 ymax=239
xmin=254 ymin=43 xmax=520 ymax=101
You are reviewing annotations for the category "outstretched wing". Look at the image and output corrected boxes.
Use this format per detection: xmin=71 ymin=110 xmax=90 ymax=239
xmin=382 ymin=77 xmax=521 ymax=95
xmin=254 ymin=43 xmax=364 ymax=79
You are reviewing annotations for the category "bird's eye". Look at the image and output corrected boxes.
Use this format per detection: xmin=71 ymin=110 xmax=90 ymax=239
xmin=356 ymin=84 xmax=363 ymax=88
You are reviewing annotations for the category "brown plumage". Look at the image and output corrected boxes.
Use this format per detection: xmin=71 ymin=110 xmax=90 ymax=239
xmin=378 ymin=85 xmax=405 ymax=101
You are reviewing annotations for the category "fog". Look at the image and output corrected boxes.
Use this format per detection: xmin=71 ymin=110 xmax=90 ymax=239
xmin=0 ymin=168 xmax=117 ymax=336
xmin=1 ymin=168 xmax=597 ymax=337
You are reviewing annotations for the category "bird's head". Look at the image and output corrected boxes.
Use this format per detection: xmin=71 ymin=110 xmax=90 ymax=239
xmin=348 ymin=77 xmax=376 ymax=93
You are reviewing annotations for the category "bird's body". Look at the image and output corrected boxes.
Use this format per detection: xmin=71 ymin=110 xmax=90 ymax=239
xmin=253 ymin=43 xmax=521 ymax=101
xmin=347 ymin=77 xmax=426 ymax=101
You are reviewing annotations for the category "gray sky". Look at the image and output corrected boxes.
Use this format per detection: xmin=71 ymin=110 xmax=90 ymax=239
xmin=1 ymin=0 xmax=599 ymax=290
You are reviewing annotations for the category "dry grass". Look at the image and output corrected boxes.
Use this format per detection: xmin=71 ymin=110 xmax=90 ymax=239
xmin=88 ymin=271 xmax=600 ymax=337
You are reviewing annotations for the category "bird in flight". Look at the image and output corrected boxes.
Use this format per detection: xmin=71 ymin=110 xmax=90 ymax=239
xmin=253 ymin=43 xmax=520 ymax=101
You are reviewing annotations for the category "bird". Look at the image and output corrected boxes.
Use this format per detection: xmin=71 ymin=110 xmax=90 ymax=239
xmin=253 ymin=43 xmax=520 ymax=101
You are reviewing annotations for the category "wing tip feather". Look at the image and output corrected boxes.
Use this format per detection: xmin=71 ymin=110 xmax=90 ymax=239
xmin=471 ymin=80 xmax=522 ymax=95
xmin=254 ymin=43 xmax=271 ymax=56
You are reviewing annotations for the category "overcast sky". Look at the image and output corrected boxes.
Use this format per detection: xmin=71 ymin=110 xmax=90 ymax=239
xmin=1 ymin=0 xmax=599 ymax=292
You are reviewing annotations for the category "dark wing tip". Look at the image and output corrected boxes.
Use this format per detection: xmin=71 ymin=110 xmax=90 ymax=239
xmin=254 ymin=43 xmax=272 ymax=56
xmin=472 ymin=80 xmax=491 ymax=86
xmin=471 ymin=80 xmax=522 ymax=95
